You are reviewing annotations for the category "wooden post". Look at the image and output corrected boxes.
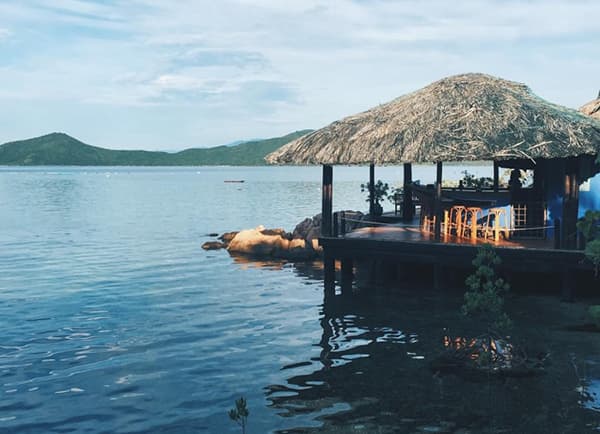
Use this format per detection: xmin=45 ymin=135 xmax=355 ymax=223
xmin=369 ymin=163 xmax=375 ymax=215
xmin=402 ymin=162 xmax=414 ymax=221
xmin=493 ymin=161 xmax=499 ymax=192
xmin=554 ymin=218 xmax=561 ymax=249
xmin=561 ymin=159 xmax=579 ymax=250
xmin=333 ymin=212 xmax=339 ymax=237
xmin=321 ymin=164 xmax=333 ymax=237
xmin=341 ymin=258 xmax=353 ymax=295
xmin=340 ymin=211 xmax=346 ymax=236
xmin=434 ymin=182 xmax=442 ymax=241
xmin=434 ymin=162 xmax=443 ymax=242
xmin=561 ymin=267 xmax=574 ymax=302
xmin=324 ymin=253 xmax=335 ymax=297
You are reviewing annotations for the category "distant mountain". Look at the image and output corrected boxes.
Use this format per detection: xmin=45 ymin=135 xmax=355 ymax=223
xmin=0 ymin=130 xmax=312 ymax=166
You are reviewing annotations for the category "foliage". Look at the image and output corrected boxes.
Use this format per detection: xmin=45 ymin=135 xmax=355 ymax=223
xmin=228 ymin=397 xmax=249 ymax=434
xmin=0 ymin=130 xmax=313 ymax=166
xmin=388 ymin=186 xmax=403 ymax=204
xmin=585 ymin=240 xmax=600 ymax=277
xmin=577 ymin=210 xmax=600 ymax=242
xmin=460 ymin=170 xmax=493 ymax=189
xmin=360 ymin=180 xmax=390 ymax=205
xmin=577 ymin=210 xmax=600 ymax=276
xmin=463 ymin=244 xmax=512 ymax=332
xmin=589 ymin=305 xmax=600 ymax=329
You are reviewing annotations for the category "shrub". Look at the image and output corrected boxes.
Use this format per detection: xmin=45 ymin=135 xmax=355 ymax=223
xmin=360 ymin=180 xmax=389 ymax=205
xmin=577 ymin=210 xmax=600 ymax=242
xmin=460 ymin=170 xmax=493 ymax=190
xmin=585 ymin=240 xmax=600 ymax=277
xmin=577 ymin=210 xmax=600 ymax=276
xmin=463 ymin=244 xmax=512 ymax=332
xmin=588 ymin=305 xmax=600 ymax=328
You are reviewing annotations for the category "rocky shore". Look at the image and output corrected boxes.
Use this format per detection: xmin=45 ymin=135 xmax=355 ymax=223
xmin=202 ymin=212 xmax=364 ymax=260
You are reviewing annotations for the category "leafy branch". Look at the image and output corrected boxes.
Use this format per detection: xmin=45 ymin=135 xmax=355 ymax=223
xmin=228 ymin=397 xmax=249 ymax=434
xmin=462 ymin=244 xmax=512 ymax=332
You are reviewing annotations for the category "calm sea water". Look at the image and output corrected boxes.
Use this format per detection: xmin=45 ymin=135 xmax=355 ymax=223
xmin=1 ymin=166 xmax=600 ymax=433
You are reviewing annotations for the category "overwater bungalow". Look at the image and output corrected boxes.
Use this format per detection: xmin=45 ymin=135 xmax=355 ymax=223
xmin=267 ymin=73 xmax=600 ymax=297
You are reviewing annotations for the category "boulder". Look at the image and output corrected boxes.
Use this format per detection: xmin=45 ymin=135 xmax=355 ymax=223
xmin=219 ymin=231 xmax=239 ymax=244
xmin=260 ymin=228 xmax=292 ymax=239
xmin=292 ymin=214 xmax=322 ymax=241
xmin=202 ymin=241 xmax=226 ymax=250
xmin=292 ymin=211 xmax=365 ymax=240
xmin=227 ymin=226 xmax=318 ymax=260
xmin=206 ymin=210 xmax=363 ymax=260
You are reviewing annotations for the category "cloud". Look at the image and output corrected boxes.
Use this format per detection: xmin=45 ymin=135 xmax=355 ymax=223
xmin=0 ymin=28 xmax=11 ymax=41
xmin=0 ymin=0 xmax=599 ymax=148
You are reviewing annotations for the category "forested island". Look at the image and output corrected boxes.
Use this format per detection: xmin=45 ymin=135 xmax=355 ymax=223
xmin=0 ymin=130 xmax=311 ymax=166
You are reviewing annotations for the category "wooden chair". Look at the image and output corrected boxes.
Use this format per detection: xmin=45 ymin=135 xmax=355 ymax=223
xmin=481 ymin=208 xmax=511 ymax=242
xmin=448 ymin=205 xmax=467 ymax=236
xmin=464 ymin=207 xmax=483 ymax=240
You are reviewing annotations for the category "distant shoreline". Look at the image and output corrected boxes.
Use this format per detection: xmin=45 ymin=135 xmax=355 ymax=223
xmin=0 ymin=130 xmax=313 ymax=166
xmin=0 ymin=161 xmax=492 ymax=168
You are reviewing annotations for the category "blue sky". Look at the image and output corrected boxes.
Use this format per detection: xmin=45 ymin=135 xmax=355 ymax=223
xmin=0 ymin=0 xmax=599 ymax=150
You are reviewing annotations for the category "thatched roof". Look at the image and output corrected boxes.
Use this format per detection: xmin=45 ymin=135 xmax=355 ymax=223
xmin=580 ymin=97 xmax=600 ymax=120
xmin=266 ymin=73 xmax=600 ymax=165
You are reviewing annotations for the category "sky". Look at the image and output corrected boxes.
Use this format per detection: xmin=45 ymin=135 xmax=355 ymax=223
xmin=0 ymin=0 xmax=599 ymax=150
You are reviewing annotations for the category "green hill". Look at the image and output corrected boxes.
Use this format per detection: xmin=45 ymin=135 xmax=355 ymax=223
xmin=0 ymin=130 xmax=312 ymax=166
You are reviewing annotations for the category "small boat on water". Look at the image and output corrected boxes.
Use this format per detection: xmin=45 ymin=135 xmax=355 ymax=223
xmin=224 ymin=180 xmax=245 ymax=183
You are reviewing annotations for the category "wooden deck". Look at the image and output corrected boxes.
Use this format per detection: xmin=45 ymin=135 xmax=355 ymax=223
xmin=345 ymin=225 xmax=555 ymax=249
xmin=320 ymin=223 xmax=593 ymax=298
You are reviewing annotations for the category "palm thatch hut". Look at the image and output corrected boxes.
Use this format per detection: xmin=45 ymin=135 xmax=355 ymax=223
xmin=267 ymin=73 xmax=600 ymax=165
xmin=267 ymin=73 xmax=600 ymax=250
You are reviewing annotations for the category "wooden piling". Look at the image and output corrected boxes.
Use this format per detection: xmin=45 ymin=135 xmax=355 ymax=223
xmin=403 ymin=163 xmax=414 ymax=221
xmin=341 ymin=258 xmax=354 ymax=294
xmin=369 ymin=163 xmax=375 ymax=215
xmin=434 ymin=182 xmax=442 ymax=241
xmin=321 ymin=165 xmax=333 ymax=237
xmin=324 ymin=253 xmax=335 ymax=297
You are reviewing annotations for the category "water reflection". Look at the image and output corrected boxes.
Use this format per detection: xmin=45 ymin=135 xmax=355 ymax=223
xmin=260 ymin=272 xmax=600 ymax=433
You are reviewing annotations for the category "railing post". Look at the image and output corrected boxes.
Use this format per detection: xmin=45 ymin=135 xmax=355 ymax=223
xmin=340 ymin=211 xmax=346 ymax=236
xmin=434 ymin=182 xmax=442 ymax=241
xmin=333 ymin=212 xmax=339 ymax=237
xmin=321 ymin=165 xmax=333 ymax=237
xmin=369 ymin=163 xmax=375 ymax=215
xmin=402 ymin=162 xmax=414 ymax=221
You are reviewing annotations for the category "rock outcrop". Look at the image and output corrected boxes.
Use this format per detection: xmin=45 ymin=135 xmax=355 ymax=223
xmin=580 ymin=97 xmax=600 ymax=120
xmin=201 ymin=211 xmax=365 ymax=260
xmin=227 ymin=226 xmax=317 ymax=260
xmin=201 ymin=241 xmax=226 ymax=250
